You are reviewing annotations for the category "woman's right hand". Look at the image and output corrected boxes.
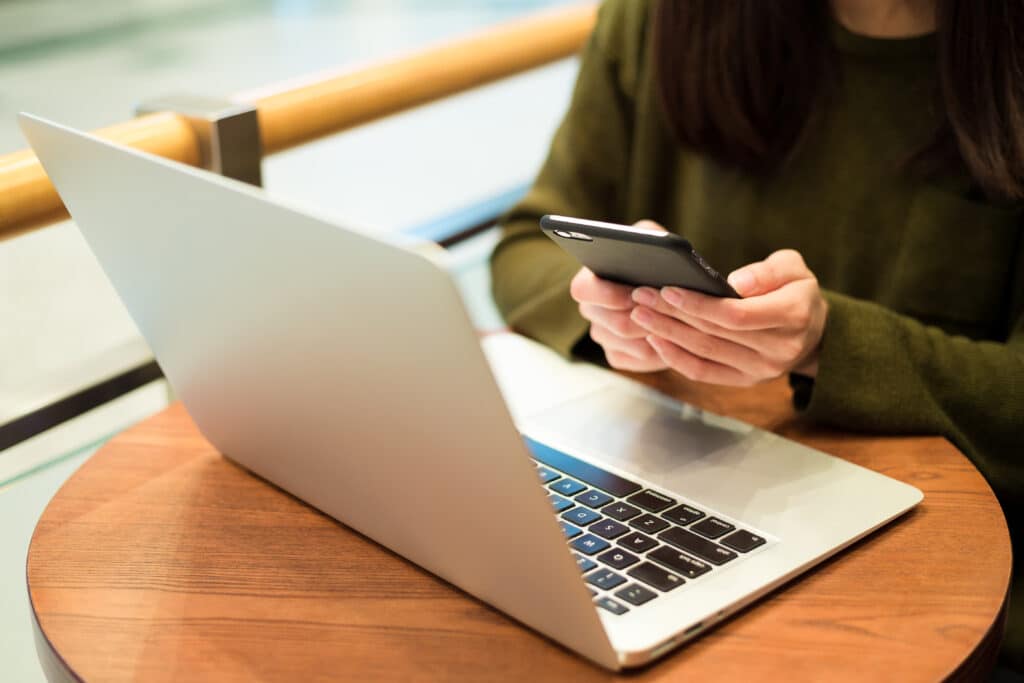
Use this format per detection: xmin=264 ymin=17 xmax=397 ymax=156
xmin=570 ymin=267 xmax=667 ymax=372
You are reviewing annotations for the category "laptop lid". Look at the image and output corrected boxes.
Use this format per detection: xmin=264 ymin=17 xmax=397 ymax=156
xmin=19 ymin=113 xmax=620 ymax=669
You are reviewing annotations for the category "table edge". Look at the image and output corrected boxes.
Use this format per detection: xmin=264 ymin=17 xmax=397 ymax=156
xmin=24 ymin=399 xmax=1015 ymax=680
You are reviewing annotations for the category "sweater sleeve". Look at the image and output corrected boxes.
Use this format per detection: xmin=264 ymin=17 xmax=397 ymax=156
xmin=797 ymin=287 xmax=1024 ymax=518
xmin=793 ymin=246 xmax=1024 ymax=668
xmin=489 ymin=0 xmax=642 ymax=357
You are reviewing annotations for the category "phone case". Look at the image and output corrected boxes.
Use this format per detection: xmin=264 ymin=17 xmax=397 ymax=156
xmin=540 ymin=215 xmax=739 ymax=298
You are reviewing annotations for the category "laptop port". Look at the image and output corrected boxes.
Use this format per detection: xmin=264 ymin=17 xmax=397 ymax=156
xmin=684 ymin=621 xmax=704 ymax=636
xmin=650 ymin=637 xmax=681 ymax=660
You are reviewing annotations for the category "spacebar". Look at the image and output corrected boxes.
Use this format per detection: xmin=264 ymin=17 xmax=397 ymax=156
xmin=522 ymin=436 xmax=642 ymax=498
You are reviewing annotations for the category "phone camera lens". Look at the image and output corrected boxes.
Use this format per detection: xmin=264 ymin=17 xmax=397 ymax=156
xmin=551 ymin=229 xmax=592 ymax=242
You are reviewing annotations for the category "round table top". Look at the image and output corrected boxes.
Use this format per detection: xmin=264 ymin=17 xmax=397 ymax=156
xmin=27 ymin=373 xmax=1012 ymax=682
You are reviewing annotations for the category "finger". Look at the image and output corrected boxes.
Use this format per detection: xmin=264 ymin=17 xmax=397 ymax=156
xmin=632 ymin=219 xmax=668 ymax=233
xmin=569 ymin=267 xmax=634 ymax=310
xmin=633 ymin=287 xmax=792 ymax=352
xmin=589 ymin=322 xmax=662 ymax=361
xmin=634 ymin=288 xmax=819 ymax=375
xmin=634 ymin=286 xmax=751 ymax=338
xmin=605 ymin=349 xmax=667 ymax=373
xmin=665 ymin=312 xmax=801 ymax=370
xmin=659 ymin=281 xmax=814 ymax=332
xmin=630 ymin=307 xmax=777 ymax=378
xmin=646 ymin=336 xmax=757 ymax=387
xmin=592 ymin=326 xmax=666 ymax=371
xmin=579 ymin=303 xmax=647 ymax=339
xmin=726 ymin=249 xmax=812 ymax=297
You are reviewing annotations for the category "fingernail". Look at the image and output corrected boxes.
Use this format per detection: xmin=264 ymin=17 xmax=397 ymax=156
xmin=661 ymin=287 xmax=684 ymax=306
xmin=632 ymin=287 xmax=657 ymax=306
xmin=630 ymin=307 xmax=652 ymax=326
xmin=728 ymin=270 xmax=754 ymax=294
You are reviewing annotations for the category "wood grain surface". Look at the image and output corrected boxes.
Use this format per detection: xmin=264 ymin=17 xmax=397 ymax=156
xmin=27 ymin=371 xmax=1012 ymax=682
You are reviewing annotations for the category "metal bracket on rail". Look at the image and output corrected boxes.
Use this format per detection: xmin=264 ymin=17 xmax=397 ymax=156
xmin=136 ymin=95 xmax=262 ymax=186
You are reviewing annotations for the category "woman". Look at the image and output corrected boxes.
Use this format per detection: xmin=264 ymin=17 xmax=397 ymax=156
xmin=490 ymin=0 xmax=1023 ymax=669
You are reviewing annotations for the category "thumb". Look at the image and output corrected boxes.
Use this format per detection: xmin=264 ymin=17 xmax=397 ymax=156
xmin=727 ymin=249 xmax=809 ymax=297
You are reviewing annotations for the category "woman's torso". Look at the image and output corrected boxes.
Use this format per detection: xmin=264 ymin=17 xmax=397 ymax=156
xmin=616 ymin=3 xmax=1023 ymax=341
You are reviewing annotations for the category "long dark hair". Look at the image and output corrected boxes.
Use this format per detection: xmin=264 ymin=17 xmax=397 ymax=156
xmin=653 ymin=0 xmax=1024 ymax=201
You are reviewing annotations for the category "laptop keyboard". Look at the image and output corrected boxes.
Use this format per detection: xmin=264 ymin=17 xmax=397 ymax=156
xmin=524 ymin=436 xmax=770 ymax=616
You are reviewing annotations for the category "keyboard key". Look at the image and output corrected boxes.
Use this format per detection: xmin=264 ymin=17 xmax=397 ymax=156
xmin=595 ymin=596 xmax=629 ymax=615
xmin=586 ymin=568 xmax=627 ymax=590
xmin=548 ymin=494 xmax=574 ymax=513
xmin=562 ymin=507 xmax=602 ymax=527
xmin=615 ymin=583 xmax=657 ymax=606
xmin=626 ymin=489 xmax=676 ymax=513
xmin=570 ymin=534 xmax=611 ymax=556
xmin=590 ymin=519 xmax=630 ymax=540
xmin=648 ymin=546 xmax=712 ymax=579
xmin=721 ymin=529 xmax=767 ymax=553
xmin=627 ymin=562 xmax=684 ymax=592
xmin=617 ymin=532 xmax=659 ymax=553
xmin=575 ymin=489 xmax=614 ymax=509
xmin=603 ymin=502 xmax=642 ymax=521
xmin=560 ymin=521 xmax=583 ymax=539
xmin=662 ymin=503 xmax=705 ymax=526
xmin=630 ymin=514 xmax=670 ymax=534
xmin=691 ymin=517 xmax=735 ymax=539
xmin=523 ymin=437 xmax=642 ymax=497
xmin=597 ymin=548 xmax=639 ymax=570
xmin=574 ymin=553 xmax=597 ymax=573
xmin=549 ymin=478 xmax=587 ymax=496
xmin=536 ymin=465 xmax=560 ymax=484
xmin=659 ymin=527 xmax=738 ymax=565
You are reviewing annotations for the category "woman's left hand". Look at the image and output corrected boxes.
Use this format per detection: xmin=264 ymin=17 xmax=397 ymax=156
xmin=629 ymin=249 xmax=828 ymax=386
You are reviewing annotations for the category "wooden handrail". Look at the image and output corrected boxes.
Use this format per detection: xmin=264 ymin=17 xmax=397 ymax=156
xmin=0 ymin=3 xmax=596 ymax=240
xmin=0 ymin=113 xmax=201 ymax=241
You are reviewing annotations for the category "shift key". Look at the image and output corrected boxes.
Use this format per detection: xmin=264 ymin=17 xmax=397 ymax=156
xmin=659 ymin=527 xmax=737 ymax=565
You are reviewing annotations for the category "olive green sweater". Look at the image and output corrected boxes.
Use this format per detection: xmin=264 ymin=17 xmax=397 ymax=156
xmin=491 ymin=0 xmax=1023 ymax=666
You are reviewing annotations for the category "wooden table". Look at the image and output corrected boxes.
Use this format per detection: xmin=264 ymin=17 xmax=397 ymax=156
xmin=27 ymin=373 xmax=1012 ymax=682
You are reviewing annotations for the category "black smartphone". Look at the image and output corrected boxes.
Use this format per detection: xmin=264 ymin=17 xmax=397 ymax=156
xmin=540 ymin=215 xmax=740 ymax=298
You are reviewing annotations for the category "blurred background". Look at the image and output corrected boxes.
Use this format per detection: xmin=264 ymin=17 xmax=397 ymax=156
xmin=0 ymin=1 xmax=580 ymax=678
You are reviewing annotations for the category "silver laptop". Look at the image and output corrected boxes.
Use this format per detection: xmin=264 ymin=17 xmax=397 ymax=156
xmin=20 ymin=113 xmax=922 ymax=670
